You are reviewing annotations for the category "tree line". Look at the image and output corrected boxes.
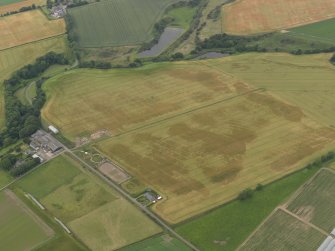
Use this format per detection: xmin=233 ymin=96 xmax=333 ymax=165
xmin=1 ymin=52 xmax=68 ymax=147
xmin=0 ymin=4 xmax=37 ymax=17
xmin=194 ymin=33 xmax=335 ymax=55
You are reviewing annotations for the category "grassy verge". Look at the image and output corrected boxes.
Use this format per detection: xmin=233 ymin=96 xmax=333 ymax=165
xmin=175 ymin=167 xmax=320 ymax=251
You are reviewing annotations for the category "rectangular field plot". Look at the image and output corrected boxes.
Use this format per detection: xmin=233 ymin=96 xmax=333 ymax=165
xmin=96 ymin=90 xmax=335 ymax=223
xmin=69 ymin=0 xmax=178 ymax=47
xmin=239 ymin=209 xmax=325 ymax=251
xmin=42 ymin=61 xmax=250 ymax=141
xmin=0 ymin=10 xmax=65 ymax=50
xmin=287 ymin=169 xmax=335 ymax=232
xmin=16 ymin=154 xmax=161 ymax=251
xmin=289 ymin=18 xmax=335 ymax=43
xmin=120 ymin=234 xmax=190 ymax=251
xmin=0 ymin=189 xmax=54 ymax=251
xmin=211 ymin=53 xmax=335 ymax=127
xmin=223 ymin=0 xmax=335 ymax=34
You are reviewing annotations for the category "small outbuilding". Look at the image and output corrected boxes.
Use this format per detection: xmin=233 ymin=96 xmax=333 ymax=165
xmin=48 ymin=125 xmax=59 ymax=134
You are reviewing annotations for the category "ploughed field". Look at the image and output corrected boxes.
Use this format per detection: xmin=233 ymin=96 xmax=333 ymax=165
xmin=0 ymin=10 xmax=65 ymax=50
xmin=0 ymin=36 xmax=67 ymax=128
xmin=42 ymin=53 xmax=335 ymax=223
xmin=16 ymin=154 xmax=161 ymax=251
xmin=223 ymin=0 xmax=335 ymax=34
xmin=239 ymin=209 xmax=325 ymax=251
xmin=287 ymin=168 xmax=335 ymax=232
xmin=68 ymin=0 xmax=179 ymax=47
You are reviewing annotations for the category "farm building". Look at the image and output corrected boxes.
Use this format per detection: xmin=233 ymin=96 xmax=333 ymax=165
xmin=48 ymin=125 xmax=59 ymax=134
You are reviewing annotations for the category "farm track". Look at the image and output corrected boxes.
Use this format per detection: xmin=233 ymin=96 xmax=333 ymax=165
xmin=105 ymin=88 xmax=264 ymax=140
xmin=0 ymin=34 xmax=65 ymax=53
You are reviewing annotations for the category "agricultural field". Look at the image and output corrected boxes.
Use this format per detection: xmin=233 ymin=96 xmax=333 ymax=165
xmin=68 ymin=0 xmax=179 ymax=47
xmin=0 ymin=0 xmax=21 ymax=6
xmin=0 ymin=189 xmax=54 ymax=251
xmin=239 ymin=209 xmax=325 ymax=251
xmin=176 ymin=167 xmax=319 ymax=251
xmin=16 ymin=154 xmax=161 ymax=251
xmin=42 ymin=53 xmax=335 ymax=223
xmin=289 ymin=18 xmax=335 ymax=43
xmin=0 ymin=10 xmax=65 ymax=50
xmin=287 ymin=169 xmax=335 ymax=232
xmin=0 ymin=0 xmax=45 ymax=15
xmin=0 ymin=35 xmax=67 ymax=127
xmin=96 ymin=89 xmax=335 ymax=223
xmin=0 ymin=170 xmax=12 ymax=187
xmin=120 ymin=234 xmax=190 ymax=251
xmin=223 ymin=0 xmax=335 ymax=35
xmin=166 ymin=6 xmax=197 ymax=30
xmin=42 ymin=60 xmax=252 ymax=141
xmin=210 ymin=53 xmax=335 ymax=127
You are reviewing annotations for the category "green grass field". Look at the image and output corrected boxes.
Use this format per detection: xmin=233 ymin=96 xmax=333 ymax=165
xmin=212 ymin=53 xmax=335 ymax=127
xmin=176 ymin=167 xmax=319 ymax=251
xmin=0 ymin=0 xmax=21 ymax=6
xmin=239 ymin=209 xmax=325 ymax=251
xmin=69 ymin=0 xmax=178 ymax=47
xmin=0 ymin=170 xmax=12 ymax=188
xmin=287 ymin=168 xmax=335 ymax=232
xmin=166 ymin=6 xmax=197 ymax=29
xmin=120 ymin=234 xmax=190 ymax=251
xmin=0 ymin=35 xmax=67 ymax=127
xmin=289 ymin=18 xmax=335 ymax=43
xmin=17 ymin=154 xmax=161 ymax=251
xmin=0 ymin=189 xmax=54 ymax=251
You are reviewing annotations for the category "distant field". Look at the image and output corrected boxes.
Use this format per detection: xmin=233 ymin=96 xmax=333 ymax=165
xmin=176 ymin=167 xmax=319 ymax=251
xmin=0 ymin=189 xmax=54 ymax=251
xmin=223 ymin=0 xmax=335 ymax=34
xmin=166 ymin=6 xmax=196 ymax=30
xmin=212 ymin=53 xmax=335 ymax=127
xmin=0 ymin=0 xmax=45 ymax=15
xmin=0 ymin=10 xmax=65 ymax=50
xmin=239 ymin=209 xmax=325 ymax=251
xmin=0 ymin=35 xmax=67 ymax=128
xmin=69 ymin=0 xmax=178 ymax=47
xmin=289 ymin=18 xmax=335 ymax=43
xmin=121 ymin=234 xmax=190 ymax=251
xmin=0 ymin=0 xmax=21 ymax=6
xmin=17 ymin=154 xmax=161 ymax=251
xmin=42 ymin=61 xmax=248 ymax=141
xmin=287 ymin=169 xmax=335 ymax=232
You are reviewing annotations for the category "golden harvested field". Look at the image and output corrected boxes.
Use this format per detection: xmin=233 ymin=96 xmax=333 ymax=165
xmin=209 ymin=53 xmax=335 ymax=127
xmin=0 ymin=10 xmax=65 ymax=50
xmin=0 ymin=36 xmax=67 ymax=128
xmin=223 ymin=0 xmax=335 ymax=34
xmin=42 ymin=61 xmax=251 ymax=141
xmin=97 ymin=89 xmax=335 ymax=223
xmin=0 ymin=0 xmax=45 ymax=15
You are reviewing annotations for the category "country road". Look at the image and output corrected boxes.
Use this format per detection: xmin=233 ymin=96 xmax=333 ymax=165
xmin=53 ymin=134 xmax=201 ymax=251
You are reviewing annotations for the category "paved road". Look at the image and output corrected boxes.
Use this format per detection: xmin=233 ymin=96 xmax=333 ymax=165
xmin=52 ymin=134 xmax=201 ymax=251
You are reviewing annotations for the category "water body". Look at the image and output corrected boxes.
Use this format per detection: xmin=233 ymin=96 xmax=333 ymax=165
xmin=139 ymin=27 xmax=184 ymax=58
